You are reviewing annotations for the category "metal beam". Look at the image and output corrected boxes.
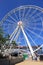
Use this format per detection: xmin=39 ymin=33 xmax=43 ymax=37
xmin=9 ymin=26 xmax=19 ymax=43
xmin=20 ymin=25 xmax=35 ymax=57
xmin=14 ymin=29 xmax=20 ymax=41
xmin=9 ymin=26 xmax=19 ymax=39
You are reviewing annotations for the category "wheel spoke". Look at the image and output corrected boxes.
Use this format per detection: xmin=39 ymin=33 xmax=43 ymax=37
xmin=19 ymin=8 xmax=21 ymax=21
xmin=29 ymin=9 xmax=37 ymax=17
xmin=25 ymin=30 xmax=38 ymax=47
xmin=13 ymin=12 xmax=19 ymax=21
xmin=25 ymin=8 xmax=31 ymax=18
xmin=6 ymin=19 xmax=17 ymax=24
xmin=22 ymin=8 xmax=25 ymax=19
xmin=9 ymin=15 xmax=17 ymax=22
xmin=24 ymin=24 xmax=43 ymax=40
xmin=23 ymin=22 xmax=42 ymax=31
xmin=31 ymin=12 xmax=42 ymax=19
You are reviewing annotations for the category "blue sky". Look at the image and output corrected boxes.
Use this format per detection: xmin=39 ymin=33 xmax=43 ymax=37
xmin=0 ymin=0 xmax=43 ymax=46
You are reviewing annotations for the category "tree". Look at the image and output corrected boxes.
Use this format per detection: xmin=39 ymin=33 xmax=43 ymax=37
xmin=0 ymin=26 xmax=6 ymax=44
xmin=0 ymin=26 xmax=17 ymax=47
xmin=0 ymin=26 xmax=3 ymax=44
xmin=12 ymin=41 xmax=17 ymax=46
xmin=0 ymin=26 xmax=3 ymax=35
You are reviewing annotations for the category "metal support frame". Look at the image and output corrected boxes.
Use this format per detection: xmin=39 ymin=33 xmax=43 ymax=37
xmin=20 ymin=26 xmax=35 ymax=57
xmin=9 ymin=26 xmax=19 ymax=43
xmin=9 ymin=23 xmax=36 ymax=57
xmin=9 ymin=26 xmax=19 ymax=39
xmin=14 ymin=28 xmax=20 ymax=41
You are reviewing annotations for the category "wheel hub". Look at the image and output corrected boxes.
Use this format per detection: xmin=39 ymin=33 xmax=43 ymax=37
xmin=18 ymin=21 xmax=22 ymax=26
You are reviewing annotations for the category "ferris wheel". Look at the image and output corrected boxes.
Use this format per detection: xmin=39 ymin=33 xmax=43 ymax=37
xmin=0 ymin=5 xmax=43 ymax=57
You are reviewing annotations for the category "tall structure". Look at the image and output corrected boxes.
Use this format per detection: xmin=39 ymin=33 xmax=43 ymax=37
xmin=1 ymin=5 xmax=43 ymax=58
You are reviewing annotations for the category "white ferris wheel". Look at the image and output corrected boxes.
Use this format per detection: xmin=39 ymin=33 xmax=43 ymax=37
xmin=0 ymin=5 xmax=43 ymax=57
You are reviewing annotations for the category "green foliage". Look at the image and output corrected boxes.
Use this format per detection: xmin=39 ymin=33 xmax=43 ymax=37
xmin=12 ymin=41 xmax=17 ymax=46
xmin=0 ymin=26 xmax=3 ymax=35
xmin=0 ymin=26 xmax=17 ymax=46
xmin=0 ymin=26 xmax=6 ymax=44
